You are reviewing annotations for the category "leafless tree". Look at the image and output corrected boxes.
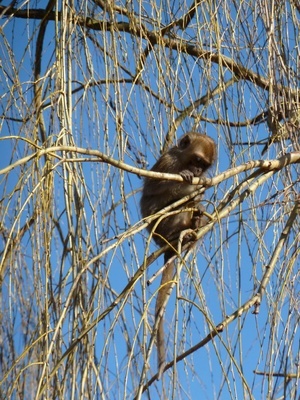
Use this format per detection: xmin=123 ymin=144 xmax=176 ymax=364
xmin=0 ymin=1 xmax=299 ymax=399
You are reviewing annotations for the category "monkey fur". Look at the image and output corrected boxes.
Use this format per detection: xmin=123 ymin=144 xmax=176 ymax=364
xmin=140 ymin=132 xmax=216 ymax=379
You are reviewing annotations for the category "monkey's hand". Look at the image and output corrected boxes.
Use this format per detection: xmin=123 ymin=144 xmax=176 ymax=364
xmin=191 ymin=204 xmax=208 ymax=230
xmin=179 ymin=169 xmax=195 ymax=184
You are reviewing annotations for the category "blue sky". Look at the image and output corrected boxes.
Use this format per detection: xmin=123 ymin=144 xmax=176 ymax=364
xmin=0 ymin=1 xmax=299 ymax=399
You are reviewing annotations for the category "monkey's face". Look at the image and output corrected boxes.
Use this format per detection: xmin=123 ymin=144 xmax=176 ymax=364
xmin=177 ymin=132 xmax=215 ymax=177
xmin=187 ymin=154 xmax=211 ymax=177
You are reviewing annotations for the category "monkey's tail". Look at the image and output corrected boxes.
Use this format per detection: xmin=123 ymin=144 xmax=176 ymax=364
xmin=155 ymin=256 xmax=174 ymax=380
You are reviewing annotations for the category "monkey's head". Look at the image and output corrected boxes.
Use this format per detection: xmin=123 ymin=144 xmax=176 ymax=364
xmin=172 ymin=131 xmax=216 ymax=177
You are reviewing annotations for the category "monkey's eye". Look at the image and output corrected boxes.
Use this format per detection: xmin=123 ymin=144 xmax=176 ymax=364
xmin=193 ymin=156 xmax=210 ymax=170
xmin=178 ymin=135 xmax=191 ymax=149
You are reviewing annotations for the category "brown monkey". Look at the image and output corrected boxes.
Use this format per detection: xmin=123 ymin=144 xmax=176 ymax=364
xmin=140 ymin=132 xmax=216 ymax=379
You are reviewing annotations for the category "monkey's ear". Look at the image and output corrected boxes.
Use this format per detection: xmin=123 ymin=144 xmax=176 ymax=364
xmin=178 ymin=134 xmax=191 ymax=149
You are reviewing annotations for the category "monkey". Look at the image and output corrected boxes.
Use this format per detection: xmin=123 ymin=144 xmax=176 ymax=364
xmin=140 ymin=132 xmax=216 ymax=379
